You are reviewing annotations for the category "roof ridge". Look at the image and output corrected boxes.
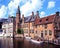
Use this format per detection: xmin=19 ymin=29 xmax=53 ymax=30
xmin=40 ymin=14 xmax=56 ymax=19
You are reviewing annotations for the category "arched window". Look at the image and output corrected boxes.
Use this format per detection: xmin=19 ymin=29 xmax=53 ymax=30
xmin=49 ymin=30 xmax=52 ymax=35
xmin=45 ymin=30 xmax=47 ymax=35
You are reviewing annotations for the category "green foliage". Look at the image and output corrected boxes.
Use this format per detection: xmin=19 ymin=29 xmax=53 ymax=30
xmin=17 ymin=28 xmax=24 ymax=34
xmin=10 ymin=16 xmax=14 ymax=18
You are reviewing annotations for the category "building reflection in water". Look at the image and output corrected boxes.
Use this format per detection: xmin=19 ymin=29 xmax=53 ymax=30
xmin=0 ymin=37 xmax=60 ymax=48
xmin=13 ymin=38 xmax=24 ymax=48
xmin=0 ymin=37 xmax=41 ymax=48
xmin=0 ymin=37 xmax=13 ymax=48
xmin=13 ymin=38 xmax=41 ymax=48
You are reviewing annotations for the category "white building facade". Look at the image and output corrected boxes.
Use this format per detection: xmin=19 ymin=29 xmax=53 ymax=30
xmin=2 ymin=17 xmax=16 ymax=37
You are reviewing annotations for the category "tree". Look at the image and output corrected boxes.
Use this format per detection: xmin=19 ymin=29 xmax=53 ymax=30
xmin=17 ymin=28 xmax=24 ymax=34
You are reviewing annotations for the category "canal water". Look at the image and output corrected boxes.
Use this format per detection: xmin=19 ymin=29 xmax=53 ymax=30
xmin=0 ymin=37 xmax=60 ymax=48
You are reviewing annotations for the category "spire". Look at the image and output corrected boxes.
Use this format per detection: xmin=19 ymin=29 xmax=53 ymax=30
xmin=16 ymin=6 xmax=20 ymax=14
xmin=36 ymin=11 xmax=39 ymax=15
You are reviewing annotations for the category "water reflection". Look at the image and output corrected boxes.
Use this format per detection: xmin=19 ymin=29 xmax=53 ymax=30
xmin=13 ymin=38 xmax=43 ymax=48
xmin=13 ymin=38 xmax=24 ymax=48
xmin=0 ymin=37 xmax=13 ymax=48
xmin=0 ymin=37 xmax=60 ymax=48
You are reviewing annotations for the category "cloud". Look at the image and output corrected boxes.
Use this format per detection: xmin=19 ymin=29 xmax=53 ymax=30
xmin=40 ymin=11 xmax=45 ymax=17
xmin=47 ymin=1 xmax=55 ymax=9
xmin=0 ymin=5 xmax=7 ymax=18
xmin=8 ymin=0 xmax=21 ymax=16
xmin=21 ymin=0 xmax=44 ymax=16
xmin=0 ymin=0 xmax=44 ymax=18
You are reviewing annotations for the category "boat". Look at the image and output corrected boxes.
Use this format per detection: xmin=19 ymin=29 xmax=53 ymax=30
xmin=31 ymin=39 xmax=43 ymax=44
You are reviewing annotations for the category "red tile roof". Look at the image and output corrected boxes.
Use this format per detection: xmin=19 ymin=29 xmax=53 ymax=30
xmin=35 ymin=14 xmax=56 ymax=25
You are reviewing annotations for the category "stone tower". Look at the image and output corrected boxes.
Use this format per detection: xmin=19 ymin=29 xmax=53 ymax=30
xmin=16 ymin=6 xmax=21 ymax=33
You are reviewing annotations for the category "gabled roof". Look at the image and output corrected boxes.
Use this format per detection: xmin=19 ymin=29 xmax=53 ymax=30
xmin=30 ymin=15 xmax=36 ymax=22
xmin=3 ymin=17 xmax=15 ymax=24
xmin=0 ymin=19 xmax=7 ymax=23
xmin=40 ymin=14 xmax=56 ymax=24
xmin=24 ymin=16 xmax=31 ymax=23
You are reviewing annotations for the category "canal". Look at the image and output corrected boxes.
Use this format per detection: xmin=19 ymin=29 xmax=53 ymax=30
xmin=0 ymin=37 xmax=60 ymax=48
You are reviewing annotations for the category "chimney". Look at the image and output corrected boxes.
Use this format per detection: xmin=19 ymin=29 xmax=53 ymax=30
xmin=36 ymin=11 xmax=39 ymax=16
xmin=22 ymin=14 xmax=24 ymax=23
xmin=56 ymin=11 xmax=59 ymax=16
xmin=32 ymin=11 xmax=34 ymax=16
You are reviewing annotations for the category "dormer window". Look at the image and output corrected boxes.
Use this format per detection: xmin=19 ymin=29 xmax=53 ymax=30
xmin=46 ymin=19 xmax=48 ymax=21
xmin=40 ymin=20 xmax=42 ymax=22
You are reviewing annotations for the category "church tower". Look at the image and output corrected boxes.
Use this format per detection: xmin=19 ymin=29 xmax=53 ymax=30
xmin=16 ymin=6 xmax=21 ymax=33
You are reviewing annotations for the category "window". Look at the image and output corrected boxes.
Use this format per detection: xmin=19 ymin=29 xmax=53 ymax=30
xmin=40 ymin=20 xmax=42 ymax=22
xmin=46 ymin=19 xmax=48 ymax=23
xmin=35 ymin=25 xmax=37 ymax=28
xmin=45 ymin=30 xmax=47 ymax=35
xmin=54 ymin=22 xmax=58 ymax=29
xmin=18 ymin=23 xmax=20 ymax=26
xmin=30 ymin=29 xmax=34 ymax=33
xmin=32 ymin=22 xmax=34 ymax=26
xmin=46 ymin=19 xmax=48 ymax=21
xmin=59 ymin=23 xmax=60 ymax=28
xmin=39 ymin=25 xmax=40 ymax=27
xmin=41 ymin=30 xmax=43 ymax=32
xmin=24 ymin=24 xmax=28 ymax=27
xmin=37 ymin=25 xmax=39 ymax=28
xmin=55 ymin=22 xmax=57 ymax=25
xmin=24 ymin=29 xmax=28 ymax=33
xmin=36 ymin=31 xmax=37 ymax=34
xmin=41 ymin=30 xmax=43 ymax=37
xmin=42 ymin=25 xmax=44 ymax=27
xmin=44 ymin=24 xmax=47 ymax=29
xmin=26 ymin=35 xmax=28 ymax=37
xmin=49 ymin=30 xmax=52 ymax=35
xmin=4 ymin=29 xmax=6 ymax=33
xmin=26 ymin=24 xmax=28 ymax=27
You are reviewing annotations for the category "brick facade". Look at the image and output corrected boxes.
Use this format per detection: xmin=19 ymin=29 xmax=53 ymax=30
xmin=15 ymin=6 xmax=60 ymax=40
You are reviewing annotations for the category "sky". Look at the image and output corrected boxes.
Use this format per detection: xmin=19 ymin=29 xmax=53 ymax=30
xmin=0 ymin=0 xmax=60 ymax=18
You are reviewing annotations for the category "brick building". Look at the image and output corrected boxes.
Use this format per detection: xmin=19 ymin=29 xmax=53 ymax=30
xmin=2 ymin=16 xmax=16 ymax=37
xmin=15 ymin=6 xmax=37 ymax=38
xmin=34 ymin=12 xmax=60 ymax=40
xmin=15 ymin=6 xmax=60 ymax=40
